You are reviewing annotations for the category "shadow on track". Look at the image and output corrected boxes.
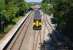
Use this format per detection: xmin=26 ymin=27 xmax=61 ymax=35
xmin=40 ymin=29 xmax=72 ymax=50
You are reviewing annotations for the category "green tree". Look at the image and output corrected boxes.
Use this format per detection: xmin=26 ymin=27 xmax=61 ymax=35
xmin=41 ymin=0 xmax=73 ymax=49
xmin=0 ymin=0 xmax=32 ymax=32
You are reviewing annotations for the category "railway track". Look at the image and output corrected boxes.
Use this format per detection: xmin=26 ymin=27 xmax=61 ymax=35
xmin=4 ymin=12 xmax=33 ymax=50
xmin=32 ymin=11 xmax=45 ymax=50
xmin=38 ymin=13 xmax=55 ymax=50
xmin=32 ymin=30 xmax=41 ymax=50
xmin=2 ymin=10 xmax=55 ymax=50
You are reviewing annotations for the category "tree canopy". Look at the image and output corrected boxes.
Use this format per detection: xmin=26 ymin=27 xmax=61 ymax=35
xmin=41 ymin=0 xmax=73 ymax=49
xmin=0 ymin=0 xmax=32 ymax=32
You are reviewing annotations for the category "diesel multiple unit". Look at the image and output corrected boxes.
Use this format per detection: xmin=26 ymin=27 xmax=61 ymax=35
xmin=33 ymin=10 xmax=42 ymax=30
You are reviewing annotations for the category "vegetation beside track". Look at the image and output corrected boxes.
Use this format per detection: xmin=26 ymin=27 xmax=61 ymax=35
xmin=41 ymin=0 xmax=73 ymax=49
xmin=0 ymin=0 xmax=32 ymax=39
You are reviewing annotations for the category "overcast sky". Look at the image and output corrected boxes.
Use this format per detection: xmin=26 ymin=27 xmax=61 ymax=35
xmin=25 ymin=0 xmax=42 ymax=2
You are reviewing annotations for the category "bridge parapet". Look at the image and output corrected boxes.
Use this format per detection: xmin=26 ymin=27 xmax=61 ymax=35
xmin=0 ymin=11 xmax=32 ymax=50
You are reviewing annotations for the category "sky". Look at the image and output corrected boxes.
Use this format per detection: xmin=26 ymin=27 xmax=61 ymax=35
xmin=25 ymin=0 xmax=42 ymax=2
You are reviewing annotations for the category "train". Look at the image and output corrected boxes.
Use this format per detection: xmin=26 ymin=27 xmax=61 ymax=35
xmin=33 ymin=10 xmax=42 ymax=30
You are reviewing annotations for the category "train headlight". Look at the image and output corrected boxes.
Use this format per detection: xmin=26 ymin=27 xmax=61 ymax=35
xmin=33 ymin=22 xmax=36 ymax=25
xmin=39 ymin=22 xmax=42 ymax=25
xmin=36 ymin=21 xmax=39 ymax=26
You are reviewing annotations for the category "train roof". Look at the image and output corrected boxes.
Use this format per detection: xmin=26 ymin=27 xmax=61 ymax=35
xmin=34 ymin=10 xmax=42 ymax=19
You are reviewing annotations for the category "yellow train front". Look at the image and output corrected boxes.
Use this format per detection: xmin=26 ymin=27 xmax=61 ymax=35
xmin=33 ymin=10 xmax=42 ymax=30
xmin=33 ymin=19 xmax=42 ymax=30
